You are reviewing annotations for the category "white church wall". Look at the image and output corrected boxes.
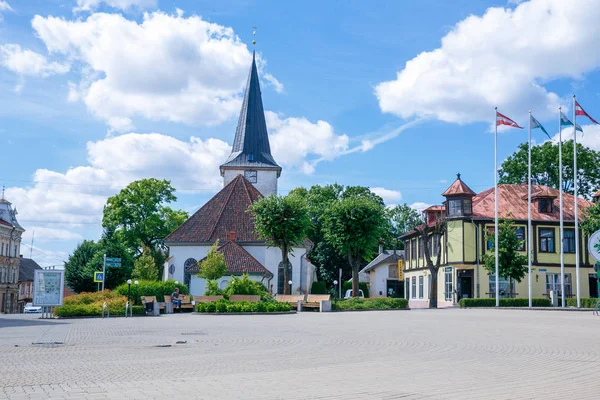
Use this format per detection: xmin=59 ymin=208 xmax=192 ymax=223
xmin=168 ymin=245 xmax=211 ymax=284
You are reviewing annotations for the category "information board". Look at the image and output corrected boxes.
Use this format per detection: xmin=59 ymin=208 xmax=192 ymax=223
xmin=588 ymin=230 xmax=600 ymax=262
xmin=33 ymin=270 xmax=65 ymax=307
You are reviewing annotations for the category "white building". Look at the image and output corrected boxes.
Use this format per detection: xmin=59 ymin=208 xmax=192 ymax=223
xmin=359 ymin=249 xmax=404 ymax=298
xmin=164 ymin=52 xmax=316 ymax=296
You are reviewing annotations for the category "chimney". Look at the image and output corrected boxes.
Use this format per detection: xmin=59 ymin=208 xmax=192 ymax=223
xmin=228 ymin=231 xmax=237 ymax=242
xmin=378 ymin=243 xmax=384 ymax=255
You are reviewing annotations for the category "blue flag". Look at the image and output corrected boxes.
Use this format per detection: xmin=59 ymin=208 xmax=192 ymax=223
xmin=560 ymin=111 xmax=583 ymax=132
xmin=530 ymin=114 xmax=551 ymax=139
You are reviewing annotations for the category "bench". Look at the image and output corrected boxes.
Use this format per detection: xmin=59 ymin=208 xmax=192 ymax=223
xmin=303 ymin=294 xmax=331 ymax=310
xmin=163 ymin=295 xmax=194 ymax=312
xmin=275 ymin=295 xmax=305 ymax=305
xmin=141 ymin=296 xmax=165 ymax=315
xmin=229 ymin=295 xmax=261 ymax=303
xmin=192 ymin=295 xmax=224 ymax=304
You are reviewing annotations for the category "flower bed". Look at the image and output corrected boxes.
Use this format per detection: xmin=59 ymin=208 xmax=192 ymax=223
xmin=195 ymin=300 xmax=292 ymax=313
xmin=54 ymin=290 xmax=144 ymax=317
xmin=566 ymin=298 xmax=600 ymax=308
xmin=458 ymin=298 xmax=552 ymax=308
xmin=332 ymin=297 xmax=408 ymax=311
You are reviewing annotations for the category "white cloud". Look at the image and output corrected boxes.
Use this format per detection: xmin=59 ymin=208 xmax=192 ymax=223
xmin=74 ymin=0 xmax=156 ymax=12
xmin=264 ymin=73 xmax=284 ymax=93
xmin=20 ymin=243 xmax=68 ymax=267
xmin=370 ymin=187 xmax=402 ymax=204
xmin=551 ymin=124 xmax=600 ymax=151
xmin=0 ymin=0 xmax=11 ymax=21
xmin=31 ymin=11 xmax=272 ymax=132
xmin=266 ymin=111 xmax=350 ymax=174
xmin=410 ymin=202 xmax=432 ymax=213
xmin=23 ymin=227 xmax=84 ymax=243
xmin=0 ymin=44 xmax=70 ymax=77
xmin=375 ymin=0 xmax=600 ymax=125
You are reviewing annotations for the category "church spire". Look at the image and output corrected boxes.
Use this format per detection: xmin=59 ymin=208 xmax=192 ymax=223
xmin=220 ymin=50 xmax=281 ymax=176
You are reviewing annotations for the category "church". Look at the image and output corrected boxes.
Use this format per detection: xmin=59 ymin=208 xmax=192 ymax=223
xmin=164 ymin=52 xmax=317 ymax=296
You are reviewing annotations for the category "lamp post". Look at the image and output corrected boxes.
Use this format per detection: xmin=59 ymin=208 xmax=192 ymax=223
xmin=333 ymin=280 xmax=338 ymax=302
xmin=288 ymin=280 xmax=293 ymax=294
xmin=127 ymin=279 xmax=132 ymax=306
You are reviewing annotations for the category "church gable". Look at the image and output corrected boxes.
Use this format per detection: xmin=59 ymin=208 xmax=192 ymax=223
xmin=185 ymin=240 xmax=272 ymax=277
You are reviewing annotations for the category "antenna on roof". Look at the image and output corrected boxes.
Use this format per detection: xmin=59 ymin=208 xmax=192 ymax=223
xmin=252 ymin=26 xmax=257 ymax=47
xmin=30 ymin=230 xmax=34 ymax=259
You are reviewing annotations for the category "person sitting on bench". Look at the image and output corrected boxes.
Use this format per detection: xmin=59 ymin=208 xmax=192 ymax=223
xmin=171 ymin=287 xmax=182 ymax=312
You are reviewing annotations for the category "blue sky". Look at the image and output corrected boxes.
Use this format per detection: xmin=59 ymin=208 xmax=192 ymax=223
xmin=2 ymin=0 xmax=600 ymax=266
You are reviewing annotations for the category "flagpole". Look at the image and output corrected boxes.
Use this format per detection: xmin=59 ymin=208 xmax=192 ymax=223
xmin=573 ymin=95 xmax=580 ymax=308
xmin=559 ymin=107 xmax=565 ymax=308
xmin=494 ymin=107 xmax=499 ymax=307
xmin=528 ymin=111 xmax=532 ymax=308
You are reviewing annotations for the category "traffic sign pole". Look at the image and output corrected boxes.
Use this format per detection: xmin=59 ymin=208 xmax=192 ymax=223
xmin=102 ymin=254 xmax=106 ymax=291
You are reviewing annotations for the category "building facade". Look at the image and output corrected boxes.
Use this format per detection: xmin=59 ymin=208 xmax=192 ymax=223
xmin=0 ymin=195 xmax=24 ymax=313
xmin=359 ymin=249 xmax=404 ymax=298
xmin=402 ymin=174 xmax=597 ymax=308
xmin=164 ymin=52 xmax=316 ymax=296
xmin=18 ymin=257 xmax=42 ymax=312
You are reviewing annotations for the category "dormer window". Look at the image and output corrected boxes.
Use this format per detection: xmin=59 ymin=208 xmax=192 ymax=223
xmin=447 ymin=198 xmax=472 ymax=217
xmin=538 ymin=198 xmax=553 ymax=213
xmin=442 ymin=173 xmax=476 ymax=218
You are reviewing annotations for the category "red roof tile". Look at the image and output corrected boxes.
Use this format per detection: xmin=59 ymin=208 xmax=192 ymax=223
xmin=593 ymin=189 xmax=600 ymax=198
xmin=442 ymin=174 xmax=476 ymax=196
xmin=186 ymin=240 xmax=272 ymax=277
xmin=165 ymin=174 xmax=263 ymax=243
xmin=423 ymin=205 xmax=445 ymax=212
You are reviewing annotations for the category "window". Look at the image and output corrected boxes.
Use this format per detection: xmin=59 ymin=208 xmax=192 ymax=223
xmin=411 ymin=239 xmax=416 ymax=260
xmin=26 ymin=283 xmax=30 ymax=296
xmin=539 ymin=228 xmax=555 ymax=253
xmin=444 ymin=268 xmax=453 ymax=301
xmin=1 ymin=243 xmax=3 ymax=256
xmin=411 ymin=277 xmax=416 ymax=299
xmin=538 ymin=199 xmax=553 ymax=213
xmin=20 ymin=284 xmax=24 ymax=295
xmin=463 ymin=199 xmax=472 ymax=215
xmin=405 ymin=241 xmax=410 ymax=261
xmin=515 ymin=227 xmax=525 ymax=251
xmin=432 ymin=234 xmax=440 ymax=258
xmin=418 ymin=276 xmax=424 ymax=299
xmin=564 ymin=229 xmax=575 ymax=253
xmin=418 ymin=237 xmax=423 ymax=258
xmin=486 ymin=227 xmax=495 ymax=250
xmin=388 ymin=265 xmax=398 ymax=279
xmin=14 ymin=245 xmax=17 ymax=257
xmin=448 ymin=199 xmax=462 ymax=216
xmin=488 ymin=275 xmax=516 ymax=298
xmin=546 ymin=273 xmax=572 ymax=298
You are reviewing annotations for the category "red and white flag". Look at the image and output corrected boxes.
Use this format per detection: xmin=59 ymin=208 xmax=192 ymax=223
xmin=496 ymin=111 xmax=523 ymax=129
xmin=575 ymin=101 xmax=599 ymax=124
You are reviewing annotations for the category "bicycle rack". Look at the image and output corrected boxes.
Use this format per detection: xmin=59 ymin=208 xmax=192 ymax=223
xmin=102 ymin=301 xmax=110 ymax=318
xmin=125 ymin=301 xmax=133 ymax=318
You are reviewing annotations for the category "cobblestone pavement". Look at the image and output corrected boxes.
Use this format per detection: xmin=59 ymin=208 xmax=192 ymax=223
xmin=1 ymin=309 xmax=599 ymax=399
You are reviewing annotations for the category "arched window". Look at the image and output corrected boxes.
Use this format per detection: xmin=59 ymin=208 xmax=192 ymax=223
xmin=183 ymin=258 xmax=197 ymax=270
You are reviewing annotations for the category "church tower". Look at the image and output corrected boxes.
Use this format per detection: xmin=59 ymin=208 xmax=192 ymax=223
xmin=219 ymin=52 xmax=281 ymax=196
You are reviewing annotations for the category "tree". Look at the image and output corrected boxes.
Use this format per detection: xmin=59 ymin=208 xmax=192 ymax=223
xmin=482 ymin=219 xmax=528 ymax=296
xmin=416 ymin=214 xmax=446 ymax=308
xmin=249 ymin=194 xmax=311 ymax=294
xmin=102 ymin=178 xmax=188 ymax=273
xmin=582 ymin=202 xmax=600 ymax=236
xmin=322 ymin=195 xmax=387 ymax=297
xmin=197 ymin=241 xmax=227 ymax=281
xmin=65 ymin=240 xmax=101 ymax=293
xmin=388 ymin=204 xmax=423 ymax=247
xmin=499 ymin=140 xmax=600 ymax=198
xmin=132 ymin=247 xmax=159 ymax=281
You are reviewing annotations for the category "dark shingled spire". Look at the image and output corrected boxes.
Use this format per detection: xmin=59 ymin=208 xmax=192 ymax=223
xmin=220 ymin=52 xmax=281 ymax=175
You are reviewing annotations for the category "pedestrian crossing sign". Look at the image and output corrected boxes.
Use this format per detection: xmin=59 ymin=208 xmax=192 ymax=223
xmin=94 ymin=271 xmax=104 ymax=282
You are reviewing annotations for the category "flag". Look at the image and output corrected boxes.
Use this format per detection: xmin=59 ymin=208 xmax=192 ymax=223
xmin=560 ymin=111 xmax=583 ymax=132
xmin=496 ymin=111 xmax=523 ymax=129
xmin=575 ymin=101 xmax=599 ymax=124
xmin=530 ymin=114 xmax=550 ymax=139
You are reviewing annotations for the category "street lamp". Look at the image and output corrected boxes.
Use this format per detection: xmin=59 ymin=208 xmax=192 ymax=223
xmin=333 ymin=280 xmax=338 ymax=301
xmin=288 ymin=280 xmax=293 ymax=294
xmin=127 ymin=279 xmax=132 ymax=306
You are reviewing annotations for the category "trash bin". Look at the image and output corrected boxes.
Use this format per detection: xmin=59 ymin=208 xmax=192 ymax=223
xmin=145 ymin=302 xmax=154 ymax=314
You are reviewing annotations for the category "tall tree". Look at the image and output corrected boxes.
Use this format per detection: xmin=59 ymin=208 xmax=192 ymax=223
xmin=322 ymin=196 xmax=387 ymax=297
xmin=102 ymin=178 xmax=188 ymax=269
xmin=388 ymin=204 xmax=423 ymax=248
xmin=483 ymin=219 xmax=528 ymax=296
xmin=64 ymin=240 xmax=101 ymax=293
xmin=499 ymin=140 xmax=600 ymax=198
xmin=249 ymin=194 xmax=311 ymax=294
xmin=582 ymin=202 xmax=600 ymax=236
xmin=132 ymin=246 xmax=159 ymax=281
xmin=416 ymin=215 xmax=446 ymax=308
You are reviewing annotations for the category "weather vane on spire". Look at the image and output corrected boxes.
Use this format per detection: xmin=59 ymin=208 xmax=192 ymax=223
xmin=252 ymin=26 xmax=257 ymax=46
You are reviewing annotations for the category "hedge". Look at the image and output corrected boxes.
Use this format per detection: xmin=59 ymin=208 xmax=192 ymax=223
xmin=333 ymin=297 xmax=408 ymax=311
xmin=195 ymin=300 xmax=292 ymax=313
xmin=342 ymin=281 xmax=370 ymax=298
xmin=566 ymin=298 xmax=600 ymax=308
xmin=458 ymin=298 xmax=552 ymax=308
xmin=310 ymin=281 xmax=327 ymax=294
xmin=54 ymin=290 xmax=144 ymax=317
xmin=115 ymin=280 xmax=188 ymax=306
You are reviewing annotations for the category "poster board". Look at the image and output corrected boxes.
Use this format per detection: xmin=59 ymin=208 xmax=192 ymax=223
xmin=33 ymin=270 xmax=65 ymax=307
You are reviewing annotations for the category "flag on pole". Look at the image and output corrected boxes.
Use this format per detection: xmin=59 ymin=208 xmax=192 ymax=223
xmin=575 ymin=101 xmax=599 ymax=124
xmin=530 ymin=114 xmax=550 ymax=139
xmin=496 ymin=111 xmax=523 ymax=129
xmin=560 ymin=111 xmax=583 ymax=132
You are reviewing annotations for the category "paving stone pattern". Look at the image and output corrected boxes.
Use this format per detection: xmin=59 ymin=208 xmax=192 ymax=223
xmin=0 ymin=309 xmax=599 ymax=399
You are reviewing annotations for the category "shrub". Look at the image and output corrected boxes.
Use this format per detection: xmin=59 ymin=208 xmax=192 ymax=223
xmin=204 ymin=280 xmax=224 ymax=296
xmin=342 ymin=281 xmax=370 ymax=298
xmin=311 ymin=281 xmax=327 ymax=294
xmin=115 ymin=280 xmax=188 ymax=305
xmin=458 ymin=298 xmax=552 ymax=308
xmin=333 ymin=297 xmax=408 ymax=311
xmin=566 ymin=298 xmax=600 ymax=308
xmin=54 ymin=290 xmax=144 ymax=317
xmin=224 ymin=274 xmax=269 ymax=298
xmin=194 ymin=299 xmax=292 ymax=313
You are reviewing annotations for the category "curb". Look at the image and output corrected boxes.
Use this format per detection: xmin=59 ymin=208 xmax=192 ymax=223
xmin=332 ymin=308 xmax=410 ymax=312
xmin=191 ymin=311 xmax=297 ymax=316
xmin=460 ymin=307 xmax=595 ymax=312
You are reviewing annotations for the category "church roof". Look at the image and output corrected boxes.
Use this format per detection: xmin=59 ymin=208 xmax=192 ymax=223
xmin=165 ymin=174 xmax=264 ymax=244
xmin=185 ymin=240 xmax=272 ymax=277
xmin=442 ymin=173 xmax=476 ymax=197
xmin=220 ymin=52 xmax=281 ymax=174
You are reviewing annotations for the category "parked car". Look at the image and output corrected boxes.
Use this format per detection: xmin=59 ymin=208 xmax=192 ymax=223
xmin=23 ymin=303 xmax=42 ymax=313
xmin=343 ymin=289 xmax=365 ymax=299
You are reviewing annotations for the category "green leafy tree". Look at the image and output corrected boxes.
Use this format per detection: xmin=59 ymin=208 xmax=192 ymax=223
xmin=249 ymin=194 xmax=311 ymax=294
xmin=132 ymin=247 xmax=159 ymax=281
xmin=322 ymin=195 xmax=387 ymax=297
xmin=582 ymin=202 xmax=600 ymax=236
xmin=499 ymin=140 xmax=600 ymax=198
xmin=388 ymin=204 xmax=423 ymax=247
xmin=198 ymin=241 xmax=227 ymax=281
xmin=64 ymin=240 xmax=101 ymax=293
xmin=483 ymin=219 xmax=528 ymax=295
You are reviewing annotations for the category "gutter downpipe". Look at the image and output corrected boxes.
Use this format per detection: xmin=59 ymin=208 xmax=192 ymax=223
xmin=470 ymin=219 xmax=480 ymax=298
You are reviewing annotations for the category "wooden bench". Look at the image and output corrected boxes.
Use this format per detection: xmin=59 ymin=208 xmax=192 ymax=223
xmin=275 ymin=294 xmax=305 ymax=305
xmin=163 ymin=295 xmax=194 ymax=312
xmin=303 ymin=294 xmax=331 ymax=309
xmin=229 ymin=295 xmax=260 ymax=303
xmin=192 ymin=295 xmax=224 ymax=304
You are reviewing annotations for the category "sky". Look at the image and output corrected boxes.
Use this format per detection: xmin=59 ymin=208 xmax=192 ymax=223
xmin=2 ymin=0 xmax=600 ymax=267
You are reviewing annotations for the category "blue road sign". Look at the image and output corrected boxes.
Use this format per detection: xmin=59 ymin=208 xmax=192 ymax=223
xmin=94 ymin=271 xmax=104 ymax=282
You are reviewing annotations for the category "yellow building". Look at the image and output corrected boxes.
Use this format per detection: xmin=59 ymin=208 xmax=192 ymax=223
xmin=401 ymin=174 xmax=598 ymax=308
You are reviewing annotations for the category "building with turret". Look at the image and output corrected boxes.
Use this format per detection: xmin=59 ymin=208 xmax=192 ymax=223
xmin=0 ymin=192 xmax=25 ymax=313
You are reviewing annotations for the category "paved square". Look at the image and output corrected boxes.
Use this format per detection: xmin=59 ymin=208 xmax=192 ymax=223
xmin=0 ymin=309 xmax=598 ymax=399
